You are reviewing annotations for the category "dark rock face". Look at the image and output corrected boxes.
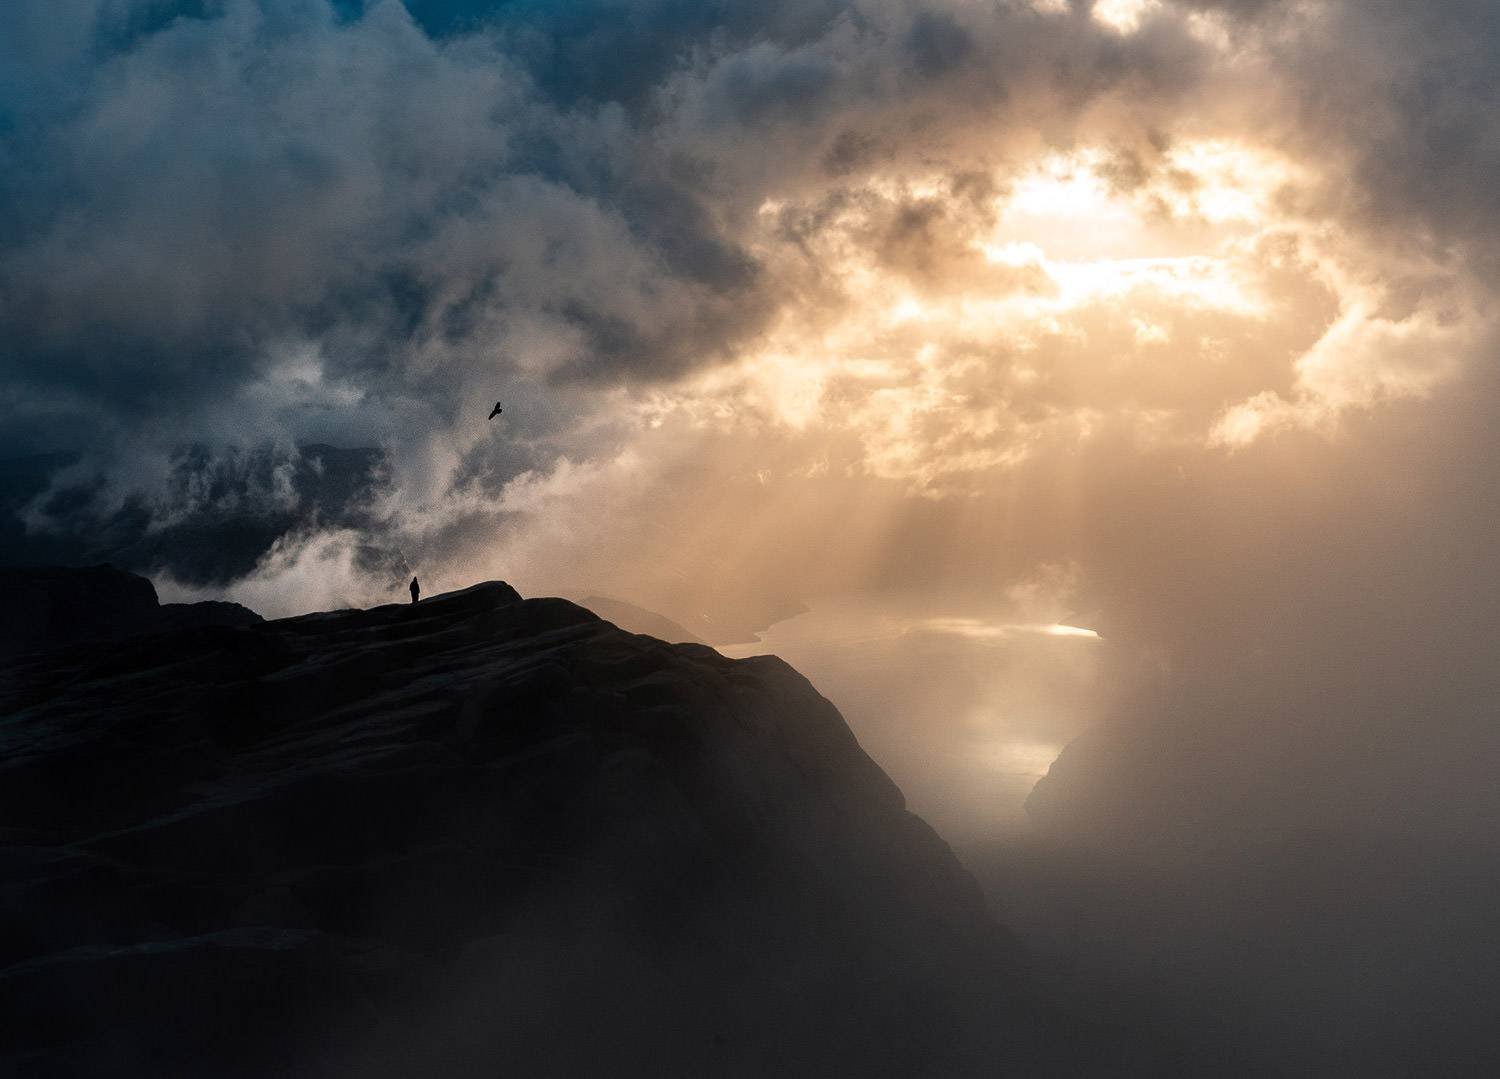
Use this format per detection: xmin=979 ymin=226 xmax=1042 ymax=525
xmin=0 ymin=579 xmax=1121 ymax=1077
xmin=0 ymin=564 xmax=262 ymax=659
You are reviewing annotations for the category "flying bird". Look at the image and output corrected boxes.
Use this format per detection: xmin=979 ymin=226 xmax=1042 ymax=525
xmin=488 ymin=402 xmax=503 ymax=420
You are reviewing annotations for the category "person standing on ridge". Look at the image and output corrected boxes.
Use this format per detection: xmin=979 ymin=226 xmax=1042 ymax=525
xmin=409 ymin=577 xmax=420 ymax=604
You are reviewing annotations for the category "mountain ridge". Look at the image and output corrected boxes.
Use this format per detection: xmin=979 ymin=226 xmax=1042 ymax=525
xmin=0 ymin=567 xmax=1157 ymax=1076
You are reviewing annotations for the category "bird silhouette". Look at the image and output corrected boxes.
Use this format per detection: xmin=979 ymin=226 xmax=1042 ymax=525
xmin=488 ymin=402 xmax=503 ymax=420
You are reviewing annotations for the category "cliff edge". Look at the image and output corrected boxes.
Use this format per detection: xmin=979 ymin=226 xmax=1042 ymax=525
xmin=0 ymin=572 xmax=1133 ymax=1076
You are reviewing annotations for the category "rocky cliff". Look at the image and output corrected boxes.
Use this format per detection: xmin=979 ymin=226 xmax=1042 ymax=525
xmin=0 ymin=563 xmax=261 ymax=659
xmin=0 ymin=571 xmax=1141 ymax=1077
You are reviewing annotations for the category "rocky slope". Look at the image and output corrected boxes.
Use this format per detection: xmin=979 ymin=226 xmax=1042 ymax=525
xmin=1 ymin=563 xmax=261 ymax=659
xmin=0 ymin=570 xmax=1143 ymax=1077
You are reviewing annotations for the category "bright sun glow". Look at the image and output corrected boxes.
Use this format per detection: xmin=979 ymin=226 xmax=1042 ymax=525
xmin=1002 ymin=142 xmax=1299 ymax=239
xmin=1093 ymin=0 xmax=1162 ymax=33
xmin=978 ymin=740 xmax=1065 ymax=777
xmin=1046 ymin=624 xmax=1101 ymax=638
xmin=1006 ymin=160 xmax=1125 ymax=221
xmin=685 ymin=135 xmax=1344 ymax=480
xmin=916 ymin=617 xmax=1100 ymax=640
xmin=980 ymin=242 xmax=1266 ymax=316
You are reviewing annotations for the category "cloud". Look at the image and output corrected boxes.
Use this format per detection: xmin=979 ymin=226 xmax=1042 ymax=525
xmin=0 ymin=1 xmax=778 ymax=443
xmin=1 ymin=0 xmax=1491 ymax=618
xmin=0 ymin=0 xmax=1232 ymax=579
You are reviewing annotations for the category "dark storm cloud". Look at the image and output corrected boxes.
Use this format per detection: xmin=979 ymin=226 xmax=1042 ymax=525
xmin=405 ymin=0 xmax=849 ymax=107
xmin=904 ymin=12 xmax=976 ymax=79
xmin=0 ymin=441 xmax=389 ymax=584
xmin=1155 ymin=0 xmax=1500 ymax=259
xmin=0 ymin=0 xmax=793 ymax=583
xmin=1308 ymin=3 xmax=1500 ymax=257
xmin=1171 ymin=0 xmax=1286 ymax=18
xmin=0 ymin=0 xmax=792 ymax=447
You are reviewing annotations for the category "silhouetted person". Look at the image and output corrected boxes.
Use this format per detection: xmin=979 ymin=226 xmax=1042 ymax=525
xmin=488 ymin=402 xmax=503 ymax=419
xmin=409 ymin=577 xmax=420 ymax=604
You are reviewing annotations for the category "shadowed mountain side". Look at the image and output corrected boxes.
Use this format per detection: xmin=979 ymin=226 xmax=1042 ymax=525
xmin=0 ymin=577 xmax=1174 ymax=1077
xmin=0 ymin=564 xmax=261 ymax=659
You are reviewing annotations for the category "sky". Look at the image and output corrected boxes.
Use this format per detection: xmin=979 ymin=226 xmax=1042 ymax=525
xmin=6 ymin=0 xmax=1500 ymax=1066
